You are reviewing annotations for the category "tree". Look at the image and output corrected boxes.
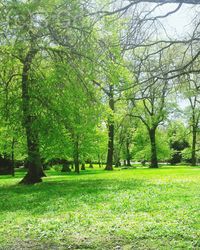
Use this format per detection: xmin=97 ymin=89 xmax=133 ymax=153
xmin=132 ymin=123 xmax=171 ymax=164
xmin=128 ymin=50 xmax=172 ymax=168
xmin=93 ymin=14 xmax=133 ymax=170
xmin=0 ymin=51 xmax=21 ymax=175
xmin=181 ymin=74 xmax=200 ymax=165
xmin=167 ymin=121 xmax=190 ymax=164
xmin=114 ymin=111 xmax=135 ymax=167
xmin=0 ymin=0 xmax=96 ymax=183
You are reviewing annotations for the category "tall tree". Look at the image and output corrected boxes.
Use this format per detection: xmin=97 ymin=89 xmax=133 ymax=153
xmin=0 ymin=0 xmax=95 ymax=183
xmin=128 ymin=48 xmax=173 ymax=167
xmin=181 ymin=74 xmax=200 ymax=166
xmin=93 ymin=15 xmax=132 ymax=170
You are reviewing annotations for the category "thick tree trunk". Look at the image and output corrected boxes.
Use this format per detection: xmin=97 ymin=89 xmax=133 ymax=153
xmin=191 ymin=124 xmax=197 ymax=166
xmin=74 ymin=160 xmax=79 ymax=173
xmin=149 ymin=127 xmax=158 ymax=168
xmin=20 ymin=47 xmax=44 ymax=184
xmin=105 ymin=85 xmax=114 ymax=171
xmin=105 ymin=123 xmax=114 ymax=170
xmin=126 ymin=158 xmax=131 ymax=166
xmin=20 ymin=133 xmax=44 ymax=184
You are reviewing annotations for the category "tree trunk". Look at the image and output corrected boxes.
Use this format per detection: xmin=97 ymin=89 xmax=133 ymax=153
xmin=126 ymin=158 xmax=131 ymax=166
xmin=105 ymin=123 xmax=114 ymax=170
xmin=105 ymin=85 xmax=114 ymax=171
xmin=19 ymin=47 xmax=44 ymax=184
xmin=126 ymin=138 xmax=131 ymax=166
xmin=74 ymin=137 xmax=79 ymax=174
xmin=20 ymin=133 xmax=44 ymax=184
xmin=61 ymin=162 xmax=71 ymax=172
xmin=98 ymin=154 xmax=102 ymax=168
xmin=74 ymin=160 xmax=79 ymax=173
xmin=149 ymin=127 xmax=158 ymax=168
xmin=115 ymin=159 xmax=121 ymax=167
xmin=191 ymin=124 xmax=197 ymax=166
xmin=11 ymin=138 xmax=15 ymax=177
xmin=89 ymin=160 xmax=94 ymax=168
xmin=81 ymin=163 xmax=86 ymax=170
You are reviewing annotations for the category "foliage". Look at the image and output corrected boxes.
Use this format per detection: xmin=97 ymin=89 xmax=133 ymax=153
xmin=132 ymin=124 xmax=171 ymax=162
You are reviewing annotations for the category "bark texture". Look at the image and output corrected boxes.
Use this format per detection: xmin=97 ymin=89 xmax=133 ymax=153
xmin=191 ymin=123 xmax=197 ymax=166
xmin=105 ymin=85 xmax=114 ymax=170
xmin=20 ymin=46 xmax=45 ymax=184
xmin=149 ymin=128 xmax=158 ymax=168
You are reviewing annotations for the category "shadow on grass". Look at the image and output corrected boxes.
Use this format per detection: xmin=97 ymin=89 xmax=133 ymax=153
xmin=0 ymin=167 xmax=112 ymax=180
xmin=0 ymin=166 xmax=199 ymax=216
xmin=0 ymin=174 xmax=145 ymax=215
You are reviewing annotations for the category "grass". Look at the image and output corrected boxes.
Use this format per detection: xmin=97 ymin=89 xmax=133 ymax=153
xmin=0 ymin=166 xmax=200 ymax=249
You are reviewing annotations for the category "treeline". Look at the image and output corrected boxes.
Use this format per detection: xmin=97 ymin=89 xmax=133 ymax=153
xmin=0 ymin=0 xmax=199 ymax=183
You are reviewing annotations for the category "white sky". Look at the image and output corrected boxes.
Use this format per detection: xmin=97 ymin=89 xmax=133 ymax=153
xmin=154 ymin=4 xmax=199 ymax=38
xmin=137 ymin=3 xmax=199 ymax=111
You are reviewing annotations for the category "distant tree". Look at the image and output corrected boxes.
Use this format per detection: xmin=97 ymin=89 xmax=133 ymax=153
xmin=167 ymin=121 xmax=190 ymax=164
xmin=132 ymin=123 xmax=171 ymax=164
xmin=181 ymin=74 xmax=200 ymax=166
xmin=93 ymin=16 xmax=132 ymax=170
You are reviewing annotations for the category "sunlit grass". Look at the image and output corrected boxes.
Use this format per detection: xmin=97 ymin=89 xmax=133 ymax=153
xmin=0 ymin=166 xmax=200 ymax=249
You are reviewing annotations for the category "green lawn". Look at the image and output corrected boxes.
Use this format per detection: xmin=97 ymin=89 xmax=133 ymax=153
xmin=0 ymin=166 xmax=200 ymax=249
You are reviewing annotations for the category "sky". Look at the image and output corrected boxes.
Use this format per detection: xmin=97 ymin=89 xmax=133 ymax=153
xmin=134 ymin=3 xmax=199 ymax=110
xmin=154 ymin=4 xmax=199 ymax=110
xmin=153 ymin=3 xmax=199 ymax=38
